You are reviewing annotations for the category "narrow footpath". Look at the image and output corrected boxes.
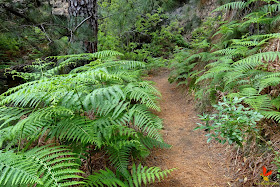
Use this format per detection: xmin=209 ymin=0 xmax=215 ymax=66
xmin=146 ymin=69 xmax=231 ymax=187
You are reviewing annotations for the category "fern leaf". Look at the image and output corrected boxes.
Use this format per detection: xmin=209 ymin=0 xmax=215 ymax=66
xmin=212 ymin=1 xmax=247 ymax=12
xmin=0 ymin=107 xmax=30 ymax=129
xmin=50 ymin=116 xmax=99 ymax=145
xmin=240 ymin=88 xmax=273 ymax=111
xmin=261 ymin=111 xmax=280 ymax=122
xmin=107 ymin=140 xmax=135 ymax=174
xmin=84 ymin=168 xmax=126 ymax=187
xmin=24 ymin=146 xmax=84 ymax=187
xmin=125 ymin=83 xmax=160 ymax=111
xmin=258 ymin=77 xmax=280 ymax=92
xmin=0 ymin=151 xmax=42 ymax=186
xmin=234 ymin=52 xmax=280 ymax=71
xmin=129 ymin=164 xmax=175 ymax=187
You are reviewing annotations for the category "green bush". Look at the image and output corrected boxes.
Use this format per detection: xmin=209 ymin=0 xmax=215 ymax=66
xmin=195 ymin=97 xmax=263 ymax=146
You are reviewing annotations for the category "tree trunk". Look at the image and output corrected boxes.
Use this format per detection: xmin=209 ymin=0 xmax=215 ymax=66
xmin=68 ymin=0 xmax=98 ymax=52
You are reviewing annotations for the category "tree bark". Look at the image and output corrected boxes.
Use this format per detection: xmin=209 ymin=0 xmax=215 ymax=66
xmin=68 ymin=0 xmax=98 ymax=52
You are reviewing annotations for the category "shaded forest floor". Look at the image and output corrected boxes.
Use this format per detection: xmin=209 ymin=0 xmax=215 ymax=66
xmin=146 ymin=69 xmax=232 ymax=187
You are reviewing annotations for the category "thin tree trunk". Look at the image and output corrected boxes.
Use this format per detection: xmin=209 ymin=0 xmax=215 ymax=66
xmin=92 ymin=0 xmax=98 ymax=52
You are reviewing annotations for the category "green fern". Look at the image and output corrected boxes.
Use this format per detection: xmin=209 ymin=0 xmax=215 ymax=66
xmin=0 ymin=146 xmax=84 ymax=186
xmin=234 ymin=52 xmax=280 ymax=71
xmin=212 ymin=1 xmax=247 ymax=12
xmin=84 ymin=168 xmax=126 ymax=187
xmin=129 ymin=164 xmax=175 ymax=187
xmin=0 ymin=151 xmax=41 ymax=186
xmin=0 ymin=50 xmax=170 ymax=186
xmin=261 ymin=111 xmax=280 ymax=123
xmin=24 ymin=146 xmax=84 ymax=187
xmin=84 ymin=164 xmax=175 ymax=187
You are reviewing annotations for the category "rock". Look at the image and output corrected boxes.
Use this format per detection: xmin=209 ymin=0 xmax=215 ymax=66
xmin=50 ymin=0 xmax=69 ymax=16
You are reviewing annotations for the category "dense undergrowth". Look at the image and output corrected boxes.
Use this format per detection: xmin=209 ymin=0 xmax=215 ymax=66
xmin=3 ymin=0 xmax=280 ymax=185
xmin=170 ymin=0 xmax=280 ymax=184
xmin=0 ymin=51 xmax=175 ymax=186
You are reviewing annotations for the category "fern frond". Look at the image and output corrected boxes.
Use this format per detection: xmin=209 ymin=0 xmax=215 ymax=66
xmin=140 ymin=135 xmax=171 ymax=149
xmin=234 ymin=52 xmax=280 ymax=71
xmin=261 ymin=3 xmax=280 ymax=13
xmin=90 ymin=50 xmax=124 ymax=59
xmin=84 ymin=168 xmax=126 ymax=187
xmin=258 ymin=77 xmax=280 ymax=92
xmin=107 ymin=140 xmax=135 ymax=174
xmin=85 ymin=164 xmax=175 ymax=187
xmin=125 ymin=83 xmax=160 ymax=111
xmin=212 ymin=1 xmax=247 ymax=12
xmin=83 ymin=85 xmax=125 ymax=111
xmin=50 ymin=116 xmax=98 ymax=145
xmin=213 ymin=46 xmax=248 ymax=57
xmin=271 ymin=97 xmax=280 ymax=110
xmin=95 ymin=60 xmax=145 ymax=70
xmin=24 ymin=146 xmax=84 ymax=187
xmin=244 ymin=33 xmax=280 ymax=41
xmin=231 ymin=40 xmax=260 ymax=47
xmin=240 ymin=88 xmax=273 ymax=111
xmin=261 ymin=111 xmax=280 ymax=123
xmin=272 ymin=14 xmax=280 ymax=26
xmin=129 ymin=163 xmax=175 ymax=187
xmin=0 ymin=151 xmax=42 ymax=186
xmin=196 ymin=61 xmax=231 ymax=84
xmin=0 ymin=107 xmax=30 ymax=129
xmin=129 ymin=105 xmax=163 ymax=140
xmin=52 ymin=50 xmax=123 ymax=60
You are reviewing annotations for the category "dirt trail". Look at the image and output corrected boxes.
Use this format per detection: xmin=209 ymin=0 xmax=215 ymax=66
xmin=146 ymin=70 xmax=231 ymax=187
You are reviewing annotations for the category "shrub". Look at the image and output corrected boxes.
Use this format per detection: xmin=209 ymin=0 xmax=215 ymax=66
xmin=195 ymin=97 xmax=263 ymax=146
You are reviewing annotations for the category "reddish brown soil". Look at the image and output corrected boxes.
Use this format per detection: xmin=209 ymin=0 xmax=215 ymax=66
xmin=146 ymin=69 xmax=232 ymax=187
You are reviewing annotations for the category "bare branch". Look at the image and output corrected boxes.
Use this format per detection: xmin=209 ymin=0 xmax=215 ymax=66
xmin=40 ymin=24 xmax=53 ymax=44
xmin=73 ymin=15 xmax=92 ymax=33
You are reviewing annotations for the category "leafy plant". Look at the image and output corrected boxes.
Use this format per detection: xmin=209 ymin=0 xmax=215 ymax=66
xmin=0 ymin=50 xmax=173 ymax=186
xmin=85 ymin=164 xmax=175 ymax=187
xmin=0 ymin=146 xmax=84 ymax=186
xmin=195 ymin=97 xmax=263 ymax=146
